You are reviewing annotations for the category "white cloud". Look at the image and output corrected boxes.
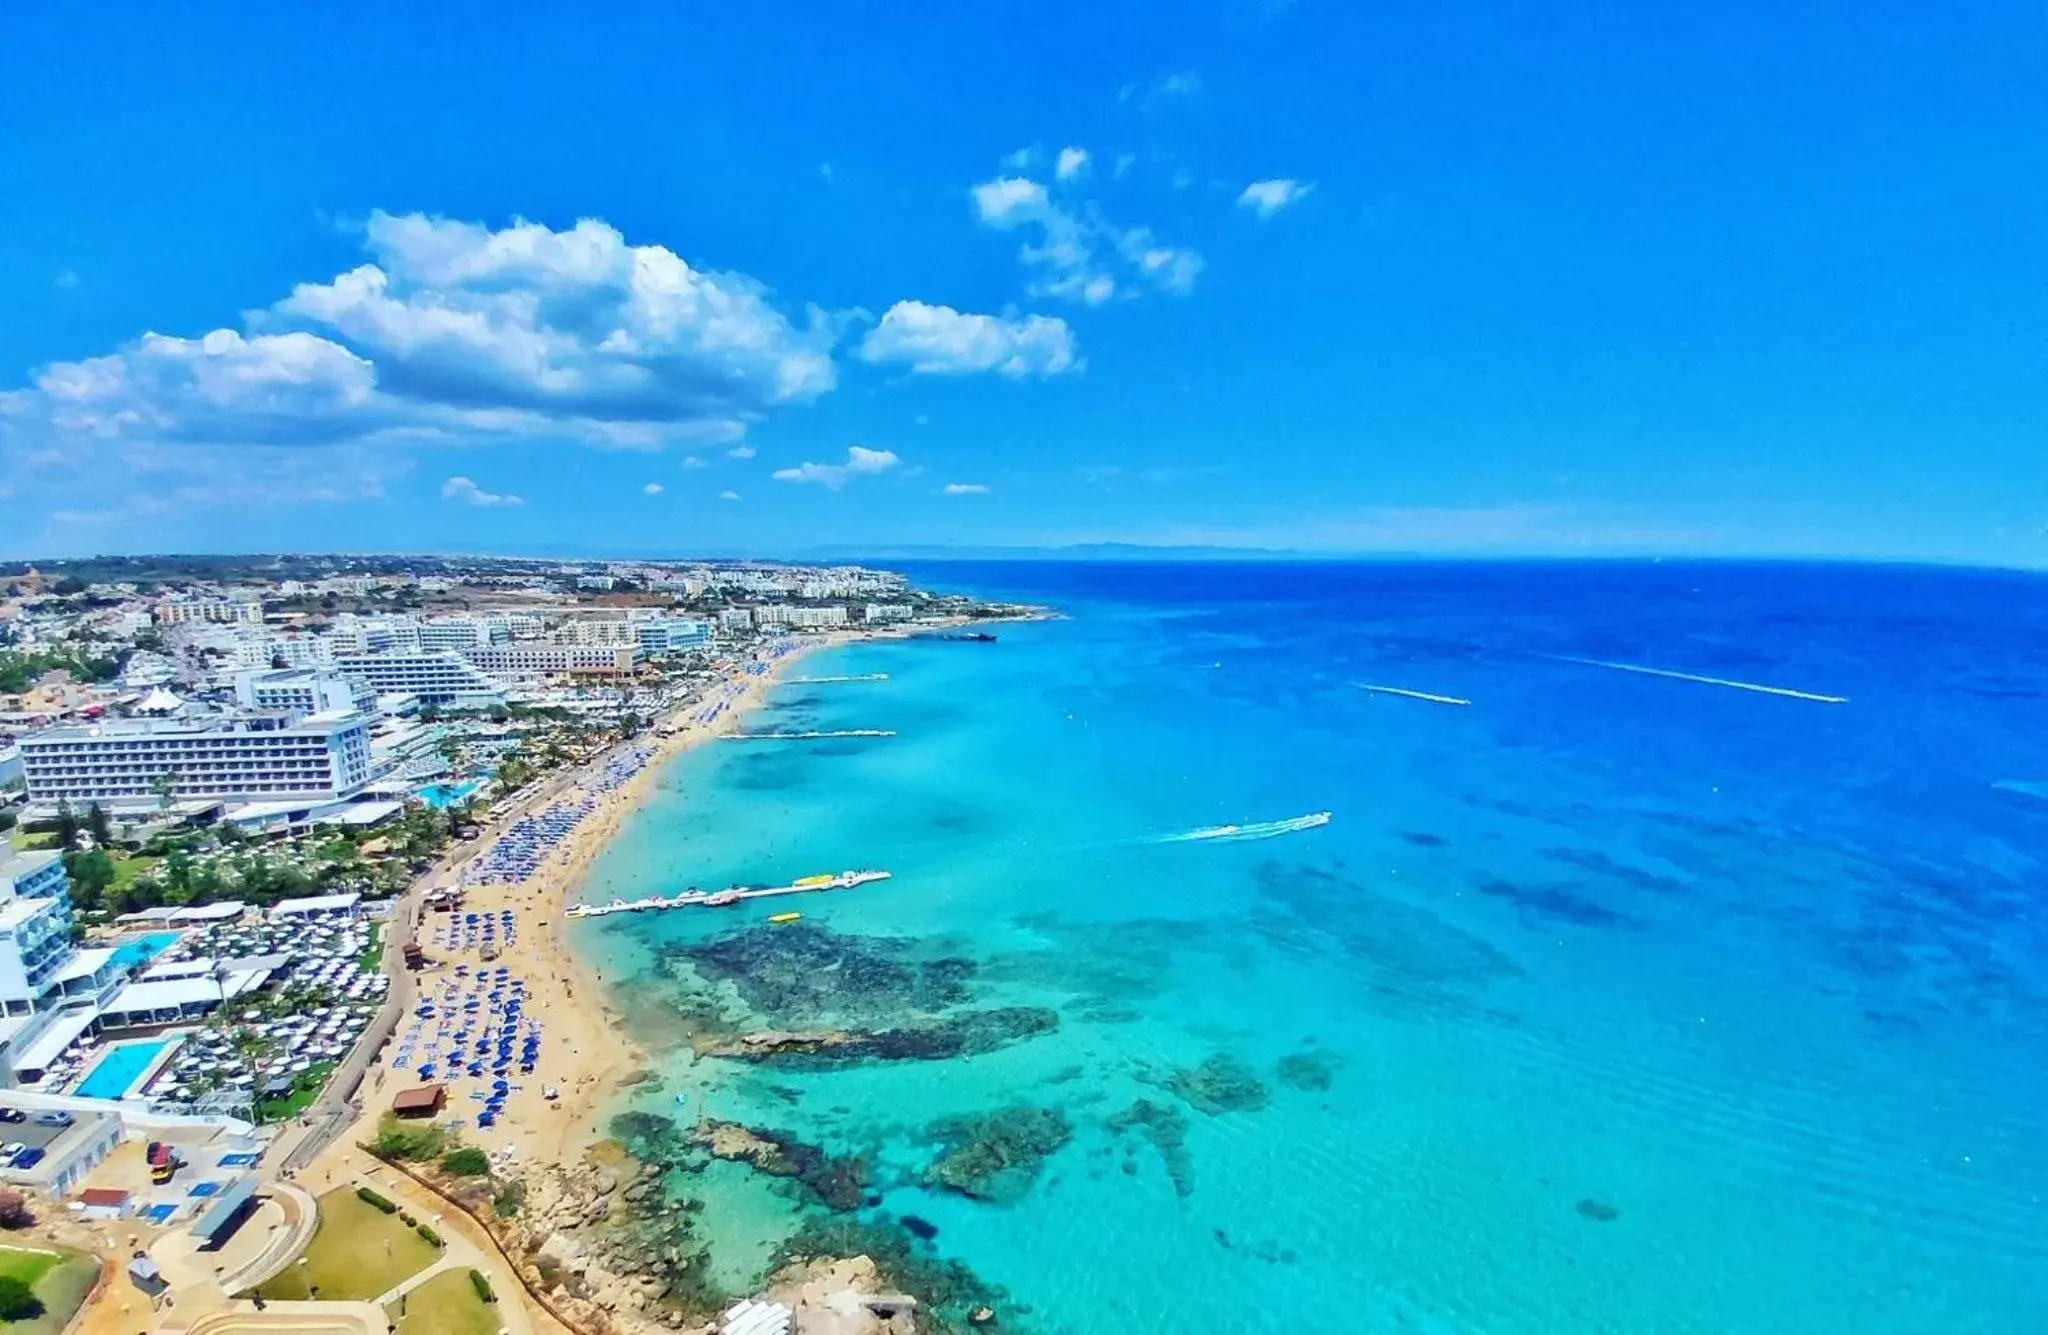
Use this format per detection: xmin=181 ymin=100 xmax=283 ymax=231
xmin=726 ymin=444 xmax=756 ymax=459
xmin=643 ymin=481 xmax=664 ymax=496
xmin=683 ymin=456 xmax=707 ymax=469
xmin=772 ymin=445 xmax=900 ymax=489
xmin=1120 ymin=71 xmax=1203 ymax=106
xmin=1000 ymin=146 xmax=1039 ymax=171
xmin=719 ymin=489 xmax=741 ymax=501
xmin=53 ymin=269 xmax=79 ymax=291
xmin=818 ymin=163 xmax=835 ymax=183
xmin=1113 ymin=154 xmax=1136 ymax=180
xmin=969 ymin=175 xmax=1200 ymax=303
xmin=943 ymin=482 xmax=990 ymax=495
xmin=1238 ymin=178 xmax=1315 ymax=218
xmin=858 ymin=301 xmax=1079 ymax=378
xmin=0 ymin=211 xmax=841 ymax=485
xmin=1056 ymin=147 xmax=1090 ymax=182
xmin=442 ymin=475 xmax=524 ymax=507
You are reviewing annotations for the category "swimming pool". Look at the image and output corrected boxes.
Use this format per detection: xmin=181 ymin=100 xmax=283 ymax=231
xmin=75 ymin=1038 xmax=175 ymax=1100
xmin=109 ymin=931 xmax=183 ymax=971
xmin=416 ymin=779 xmax=482 ymax=809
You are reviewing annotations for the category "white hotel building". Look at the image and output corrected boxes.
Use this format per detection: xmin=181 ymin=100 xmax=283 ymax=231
xmin=466 ymin=644 xmax=642 ymax=678
xmin=331 ymin=651 xmax=507 ymax=708
xmin=18 ymin=711 xmax=374 ymax=811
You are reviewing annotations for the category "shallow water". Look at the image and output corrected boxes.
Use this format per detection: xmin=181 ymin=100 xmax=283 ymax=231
xmin=574 ymin=560 xmax=2048 ymax=1334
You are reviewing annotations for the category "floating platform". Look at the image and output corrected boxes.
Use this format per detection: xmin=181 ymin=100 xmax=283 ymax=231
xmin=567 ymin=870 xmax=892 ymax=919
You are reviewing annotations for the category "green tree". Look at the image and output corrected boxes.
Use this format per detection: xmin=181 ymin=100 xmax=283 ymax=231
xmin=85 ymin=802 xmax=113 ymax=848
xmin=53 ymin=801 xmax=79 ymax=853
xmin=64 ymin=848 xmax=116 ymax=911
xmin=149 ymin=770 xmax=182 ymax=813
xmin=0 ymin=1274 xmax=42 ymax=1320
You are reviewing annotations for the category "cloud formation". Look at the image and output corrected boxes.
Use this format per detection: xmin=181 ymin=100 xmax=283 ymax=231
xmin=2 ymin=211 xmax=838 ymax=465
xmin=970 ymin=175 xmax=1201 ymax=304
xmin=442 ymin=475 xmax=524 ymax=507
xmin=1238 ymin=178 xmax=1315 ymax=218
xmin=642 ymin=481 xmax=664 ymax=496
xmin=719 ymin=489 xmax=741 ymax=501
xmin=1056 ymin=147 xmax=1090 ymax=181
xmin=726 ymin=444 xmax=756 ymax=459
xmin=772 ymin=445 xmax=901 ymax=489
xmin=858 ymin=301 xmax=1079 ymax=378
xmin=943 ymin=482 xmax=991 ymax=495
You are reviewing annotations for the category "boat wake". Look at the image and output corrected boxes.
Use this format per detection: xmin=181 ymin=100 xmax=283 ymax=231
xmin=1151 ymin=811 xmax=1332 ymax=844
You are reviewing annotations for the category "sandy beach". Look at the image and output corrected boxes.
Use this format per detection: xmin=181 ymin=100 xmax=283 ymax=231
xmin=310 ymin=632 xmax=850 ymax=1184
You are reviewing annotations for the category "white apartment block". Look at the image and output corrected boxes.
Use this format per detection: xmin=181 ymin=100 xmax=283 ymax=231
xmin=636 ymin=619 xmax=715 ymax=656
xmin=154 ymin=597 xmax=262 ymax=626
xmin=863 ymin=604 xmax=915 ymax=623
xmin=232 ymin=668 xmax=373 ymax=718
xmin=467 ymin=645 xmax=642 ymax=678
xmin=718 ymin=608 xmax=753 ymax=631
xmin=332 ymin=652 xmax=507 ymax=708
xmin=0 ymin=848 xmax=74 ymax=1017
xmin=754 ymin=605 xmax=849 ymax=629
xmin=18 ymin=711 xmax=373 ymax=811
xmin=556 ymin=619 xmax=640 ymax=647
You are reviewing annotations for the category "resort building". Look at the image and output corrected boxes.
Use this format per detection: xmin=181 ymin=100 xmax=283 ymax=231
xmin=466 ymin=644 xmax=643 ymax=679
xmin=331 ymin=651 xmax=508 ymax=708
xmin=718 ymin=608 xmax=753 ymax=631
xmin=231 ymin=668 xmax=373 ymax=718
xmin=754 ymin=605 xmax=849 ymax=629
xmin=0 ymin=848 xmax=75 ymax=1018
xmin=17 ymin=710 xmax=375 ymax=810
xmin=862 ymin=604 xmax=915 ymax=623
xmin=637 ymin=618 xmax=715 ymax=656
xmin=153 ymin=596 xmax=262 ymax=626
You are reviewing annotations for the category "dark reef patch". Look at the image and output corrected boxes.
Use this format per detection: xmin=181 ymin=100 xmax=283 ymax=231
xmin=705 ymin=1007 xmax=1061 ymax=1068
xmin=1539 ymin=846 xmax=1690 ymax=896
xmin=668 ymin=922 xmax=978 ymax=1027
xmin=1575 ymin=1197 xmax=1620 ymax=1222
xmin=1249 ymin=860 xmax=1523 ymax=994
xmin=1274 ymin=1050 xmax=1337 ymax=1092
xmin=923 ymin=1106 xmax=1074 ymax=1204
xmin=691 ymin=1117 xmax=869 ymax=1212
xmin=1476 ymin=877 xmax=1635 ymax=929
xmin=1398 ymin=831 xmax=1448 ymax=848
xmin=1161 ymin=1053 xmax=1270 ymax=1115
xmin=1105 ymin=1098 xmax=1195 ymax=1197
xmin=899 ymin=1213 xmax=940 ymax=1241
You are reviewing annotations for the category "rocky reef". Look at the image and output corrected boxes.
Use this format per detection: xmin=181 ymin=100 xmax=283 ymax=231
xmin=691 ymin=1117 xmax=869 ymax=1212
xmin=667 ymin=922 xmax=978 ymax=1027
xmin=777 ymin=1216 xmax=1018 ymax=1335
xmin=1274 ymin=1049 xmax=1337 ymax=1092
xmin=1162 ymin=1053 xmax=1271 ymax=1115
xmin=699 ymin=1007 xmax=1060 ymax=1068
xmin=922 ymin=1106 xmax=1074 ymax=1205
xmin=1105 ymin=1098 xmax=1195 ymax=1197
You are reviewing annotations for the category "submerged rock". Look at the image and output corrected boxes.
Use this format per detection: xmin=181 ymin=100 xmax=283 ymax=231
xmin=1105 ymin=1099 xmax=1195 ymax=1198
xmin=670 ymin=922 xmax=979 ymax=1026
xmin=704 ymin=1008 xmax=1060 ymax=1068
xmin=899 ymin=1213 xmax=940 ymax=1241
xmin=1575 ymin=1197 xmax=1620 ymax=1222
xmin=1163 ymin=1053 xmax=1271 ymax=1115
xmin=691 ymin=1117 xmax=870 ymax=1212
xmin=923 ymin=1106 xmax=1074 ymax=1205
xmin=775 ymin=1216 xmax=1012 ymax=1335
xmin=1274 ymin=1050 xmax=1336 ymax=1092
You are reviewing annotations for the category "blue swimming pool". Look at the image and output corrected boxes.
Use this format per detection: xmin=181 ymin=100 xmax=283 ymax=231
xmin=75 ymin=1038 xmax=173 ymax=1100
xmin=109 ymin=931 xmax=183 ymax=971
xmin=416 ymin=779 xmax=482 ymax=809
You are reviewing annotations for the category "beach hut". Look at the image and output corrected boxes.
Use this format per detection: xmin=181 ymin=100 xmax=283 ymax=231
xmin=391 ymin=1084 xmax=447 ymax=1118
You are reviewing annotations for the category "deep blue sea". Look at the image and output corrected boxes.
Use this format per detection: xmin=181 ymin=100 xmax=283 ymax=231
xmin=574 ymin=561 xmax=2048 ymax=1334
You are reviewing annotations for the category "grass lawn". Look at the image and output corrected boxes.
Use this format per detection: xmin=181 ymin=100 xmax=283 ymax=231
xmin=388 ymin=1268 xmax=499 ymax=1335
xmin=254 ymin=1061 xmax=336 ymax=1123
xmin=251 ymin=1187 xmax=440 ymax=1302
xmin=5 ymin=833 xmax=55 ymax=854
xmin=108 ymin=853 xmax=160 ymax=894
xmin=0 ymin=1244 xmax=98 ymax=1334
xmin=357 ymin=923 xmax=384 ymax=971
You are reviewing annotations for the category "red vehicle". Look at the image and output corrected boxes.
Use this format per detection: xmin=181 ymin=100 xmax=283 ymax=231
xmin=147 ymin=1141 xmax=176 ymax=1184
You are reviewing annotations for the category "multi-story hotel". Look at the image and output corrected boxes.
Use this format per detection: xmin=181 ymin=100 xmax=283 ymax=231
xmin=232 ymin=668 xmax=374 ymax=718
xmin=635 ymin=619 xmax=715 ymax=656
xmin=754 ymin=605 xmax=849 ymax=629
xmin=331 ymin=651 xmax=507 ymax=708
xmin=0 ymin=849 xmax=74 ymax=1019
xmin=153 ymin=596 xmax=262 ymax=626
xmin=465 ymin=644 xmax=642 ymax=679
xmin=862 ymin=604 xmax=915 ymax=623
xmin=18 ymin=710 xmax=374 ymax=810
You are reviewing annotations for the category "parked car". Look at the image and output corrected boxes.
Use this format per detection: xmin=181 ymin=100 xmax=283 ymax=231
xmin=30 ymin=1110 xmax=72 ymax=1128
xmin=0 ymin=1109 xmax=24 ymax=1124
xmin=0 ymin=1143 xmax=23 ymax=1161
xmin=8 ymin=1148 xmax=44 ymax=1170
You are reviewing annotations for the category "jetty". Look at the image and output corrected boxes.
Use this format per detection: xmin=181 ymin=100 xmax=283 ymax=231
xmin=1361 ymin=684 xmax=1471 ymax=706
xmin=786 ymin=673 xmax=889 ymax=684
xmin=567 ymin=870 xmax=892 ymax=919
xmin=723 ymin=729 xmax=896 ymax=740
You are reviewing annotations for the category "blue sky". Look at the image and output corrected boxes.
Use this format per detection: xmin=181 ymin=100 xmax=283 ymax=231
xmin=2 ymin=1 xmax=2043 ymax=564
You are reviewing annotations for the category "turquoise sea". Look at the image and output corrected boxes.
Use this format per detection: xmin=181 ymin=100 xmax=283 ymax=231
xmin=573 ymin=561 xmax=2048 ymax=1334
